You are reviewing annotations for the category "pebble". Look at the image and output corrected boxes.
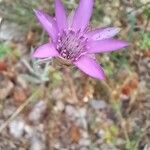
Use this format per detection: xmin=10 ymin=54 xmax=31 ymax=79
xmin=79 ymin=139 xmax=91 ymax=147
xmin=80 ymin=147 xmax=89 ymax=150
xmin=3 ymin=106 xmax=16 ymax=118
xmin=143 ymin=144 xmax=150 ymax=150
xmin=78 ymin=108 xmax=87 ymax=118
xmin=97 ymin=129 xmax=105 ymax=138
xmin=76 ymin=118 xmax=87 ymax=129
xmin=9 ymin=119 xmax=25 ymax=139
xmin=28 ymin=101 xmax=47 ymax=123
xmin=0 ymin=21 xmax=25 ymax=42
xmin=115 ymin=138 xmax=125 ymax=147
xmin=30 ymin=136 xmax=45 ymax=150
xmin=81 ymin=130 xmax=89 ymax=139
xmin=100 ymin=143 xmax=118 ymax=150
xmin=24 ymin=125 xmax=34 ymax=138
xmin=53 ymin=142 xmax=61 ymax=149
xmin=90 ymin=100 xmax=107 ymax=110
xmin=103 ymin=16 xmax=112 ymax=26
xmin=65 ymin=105 xmax=78 ymax=119
xmin=54 ymin=101 xmax=65 ymax=112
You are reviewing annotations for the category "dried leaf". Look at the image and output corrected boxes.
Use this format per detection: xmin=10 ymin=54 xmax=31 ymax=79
xmin=121 ymin=73 xmax=139 ymax=97
xmin=0 ymin=61 xmax=7 ymax=72
xmin=26 ymin=29 xmax=36 ymax=46
xmin=13 ymin=87 xmax=27 ymax=103
xmin=70 ymin=125 xmax=81 ymax=143
xmin=142 ymin=51 xmax=150 ymax=58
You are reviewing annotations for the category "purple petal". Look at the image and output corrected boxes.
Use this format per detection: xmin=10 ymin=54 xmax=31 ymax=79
xmin=68 ymin=10 xmax=75 ymax=29
xmin=33 ymin=43 xmax=59 ymax=58
xmin=87 ymin=39 xmax=128 ymax=54
xmin=55 ymin=0 xmax=67 ymax=32
xmin=86 ymin=27 xmax=121 ymax=40
xmin=72 ymin=0 xmax=94 ymax=31
xmin=34 ymin=9 xmax=58 ymax=41
xmin=74 ymin=55 xmax=105 ymax=80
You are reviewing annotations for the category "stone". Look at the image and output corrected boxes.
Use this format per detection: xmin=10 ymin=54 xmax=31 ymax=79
xmin=90 ymin=100 xmax=107 ymax=110
xmin=9 ymin=118 xmax=25 ymax=139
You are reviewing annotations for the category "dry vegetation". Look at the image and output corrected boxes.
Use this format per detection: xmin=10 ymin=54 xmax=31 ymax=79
xmin=0 ymin=0 xmax=150 ymax=150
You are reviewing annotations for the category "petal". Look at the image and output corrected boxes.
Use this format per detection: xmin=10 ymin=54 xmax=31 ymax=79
xmin=74 ymin=55 xmax=105 ymax=80
xmin=68 ymin=10 xmax=75 ymax=29
xmin=72 ymin=0 xmax=94 ymax=31
xmin=34 ymin=9 xmax=58 ymax=41
xmin=55 ymin=0 xmax=67 ymax=32
xmin=33 ymin=43 xmax=59 ymax=58
xmin=87 ymin=39 xmax=128 ymax=54
xmin=86 ymin=27 xmax=121 ymax=41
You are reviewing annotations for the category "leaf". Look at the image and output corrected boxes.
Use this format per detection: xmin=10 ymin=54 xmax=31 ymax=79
xmin=70 ymin=125 xmax=81 ymax=143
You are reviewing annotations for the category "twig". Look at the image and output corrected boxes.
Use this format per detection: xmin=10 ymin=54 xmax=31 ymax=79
xmin=113 ymin=102 xmax=131 ymax=146
xmin=127 ymin=2 xmax=150 ymax=14
xmin=135 ymin=122 xmax=150 ymax=149
xmin=0 ymin=88 xmax=42 ymax=133
xmin=144 ymin=18 xmax=150 ymax=32
xmin=0 ymin=17 xmax=2 ymax=25
xmin=65 ymin=67 xmax=78 ymax=104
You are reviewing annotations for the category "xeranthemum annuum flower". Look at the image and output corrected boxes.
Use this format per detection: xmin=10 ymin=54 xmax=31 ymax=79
xmin=33 ymin=0 xmax=128 ymax=80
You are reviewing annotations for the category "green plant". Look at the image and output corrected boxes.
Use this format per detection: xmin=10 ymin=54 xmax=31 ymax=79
xmin=0 ymin=43 xmax=12 ymax=59
xmin=140 ymin=33 xmax=150 ymax=50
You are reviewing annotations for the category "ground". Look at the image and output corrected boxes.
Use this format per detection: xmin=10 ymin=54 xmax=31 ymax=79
xmin=0 ymin=0 xmax=150 ymax=150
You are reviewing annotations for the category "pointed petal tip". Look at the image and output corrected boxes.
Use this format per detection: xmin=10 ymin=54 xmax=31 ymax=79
xmin=96 ymin=69 xmax=105 ymax=80
xmin=55 ymin=0 xmax=67 ymax=31
xmin=99 ymin=74 xmax=105 ymax=80
xmin=106 ymin=27 xmax=122 ymax=33
xmin=32 ymin=52 xmax=38 ymax=58
xmin=33 ymin=9 xmax=44 ymax=18
xmin=33 ymin=9 xmax=48 ymax=17
xmin=33 ymin=8 xmax=37 ymax=12
xmin=32 ymin=43 xmax=59 ymax=59
xmin=33 ymin=9 xmax=58 ymax=41
xmin=32 ymin=49 xmax=42 ymax=58
xmin=72 ymin=0 xmax=94 ymax=31
xmin=74 ymin=55 xmax=106 ymax=80
xmin=33 ymin=9 xmax=41 ymax=15
xmin=86 ymin=27 xmax=122 ymax=41
xmin=88 ymin=67 xmax=106 ymax=80
xmin=122 ymin=41 xmax=129 ymax=47
xmin=87 ymin=39 xmax=129 ymax=54
xmin=115 ymin=27 xmax=121 ymax=32
xmin=33 ymin=8 xmax=38 ymax=13
xmin=94 ymin=75 xmax=105 ymax=80
xmin=33 ymin=8 xmax=36 ymax=13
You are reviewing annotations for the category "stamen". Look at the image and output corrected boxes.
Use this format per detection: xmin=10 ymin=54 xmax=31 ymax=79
xmin=56 ymin=30 xmax=87 ymax=61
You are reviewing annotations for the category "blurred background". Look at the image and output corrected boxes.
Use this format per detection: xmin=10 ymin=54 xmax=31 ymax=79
xmin=0 ymin=0 xmax=150 ymax=150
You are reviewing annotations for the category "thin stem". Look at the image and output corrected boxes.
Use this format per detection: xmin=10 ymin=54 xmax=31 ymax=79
xmin=64 ymin=67 xmax=78 ymax=104
xmin=0 ymin=87 xmax=43 ymax=133
xmin=144 ymin=18 xmax=150 ymax=32
xmin=127 ymin=2 xmax=150 ymax=14
xmin=135 ymin=122 xmax=150 ymax=149
xmin=119 ymin=112 xmax=131 ymax=148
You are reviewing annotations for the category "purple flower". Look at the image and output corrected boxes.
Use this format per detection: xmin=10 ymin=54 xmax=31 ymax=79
xmin=33 ymin=0 xmax=128 ymax=80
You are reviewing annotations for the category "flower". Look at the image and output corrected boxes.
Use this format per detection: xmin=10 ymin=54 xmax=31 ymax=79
xmin=33 ymin=0 xmax=128 ymax=80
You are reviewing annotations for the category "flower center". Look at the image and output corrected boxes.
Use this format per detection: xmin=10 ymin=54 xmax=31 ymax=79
xmin=56 ymin=30 xmax=87 ymax=62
